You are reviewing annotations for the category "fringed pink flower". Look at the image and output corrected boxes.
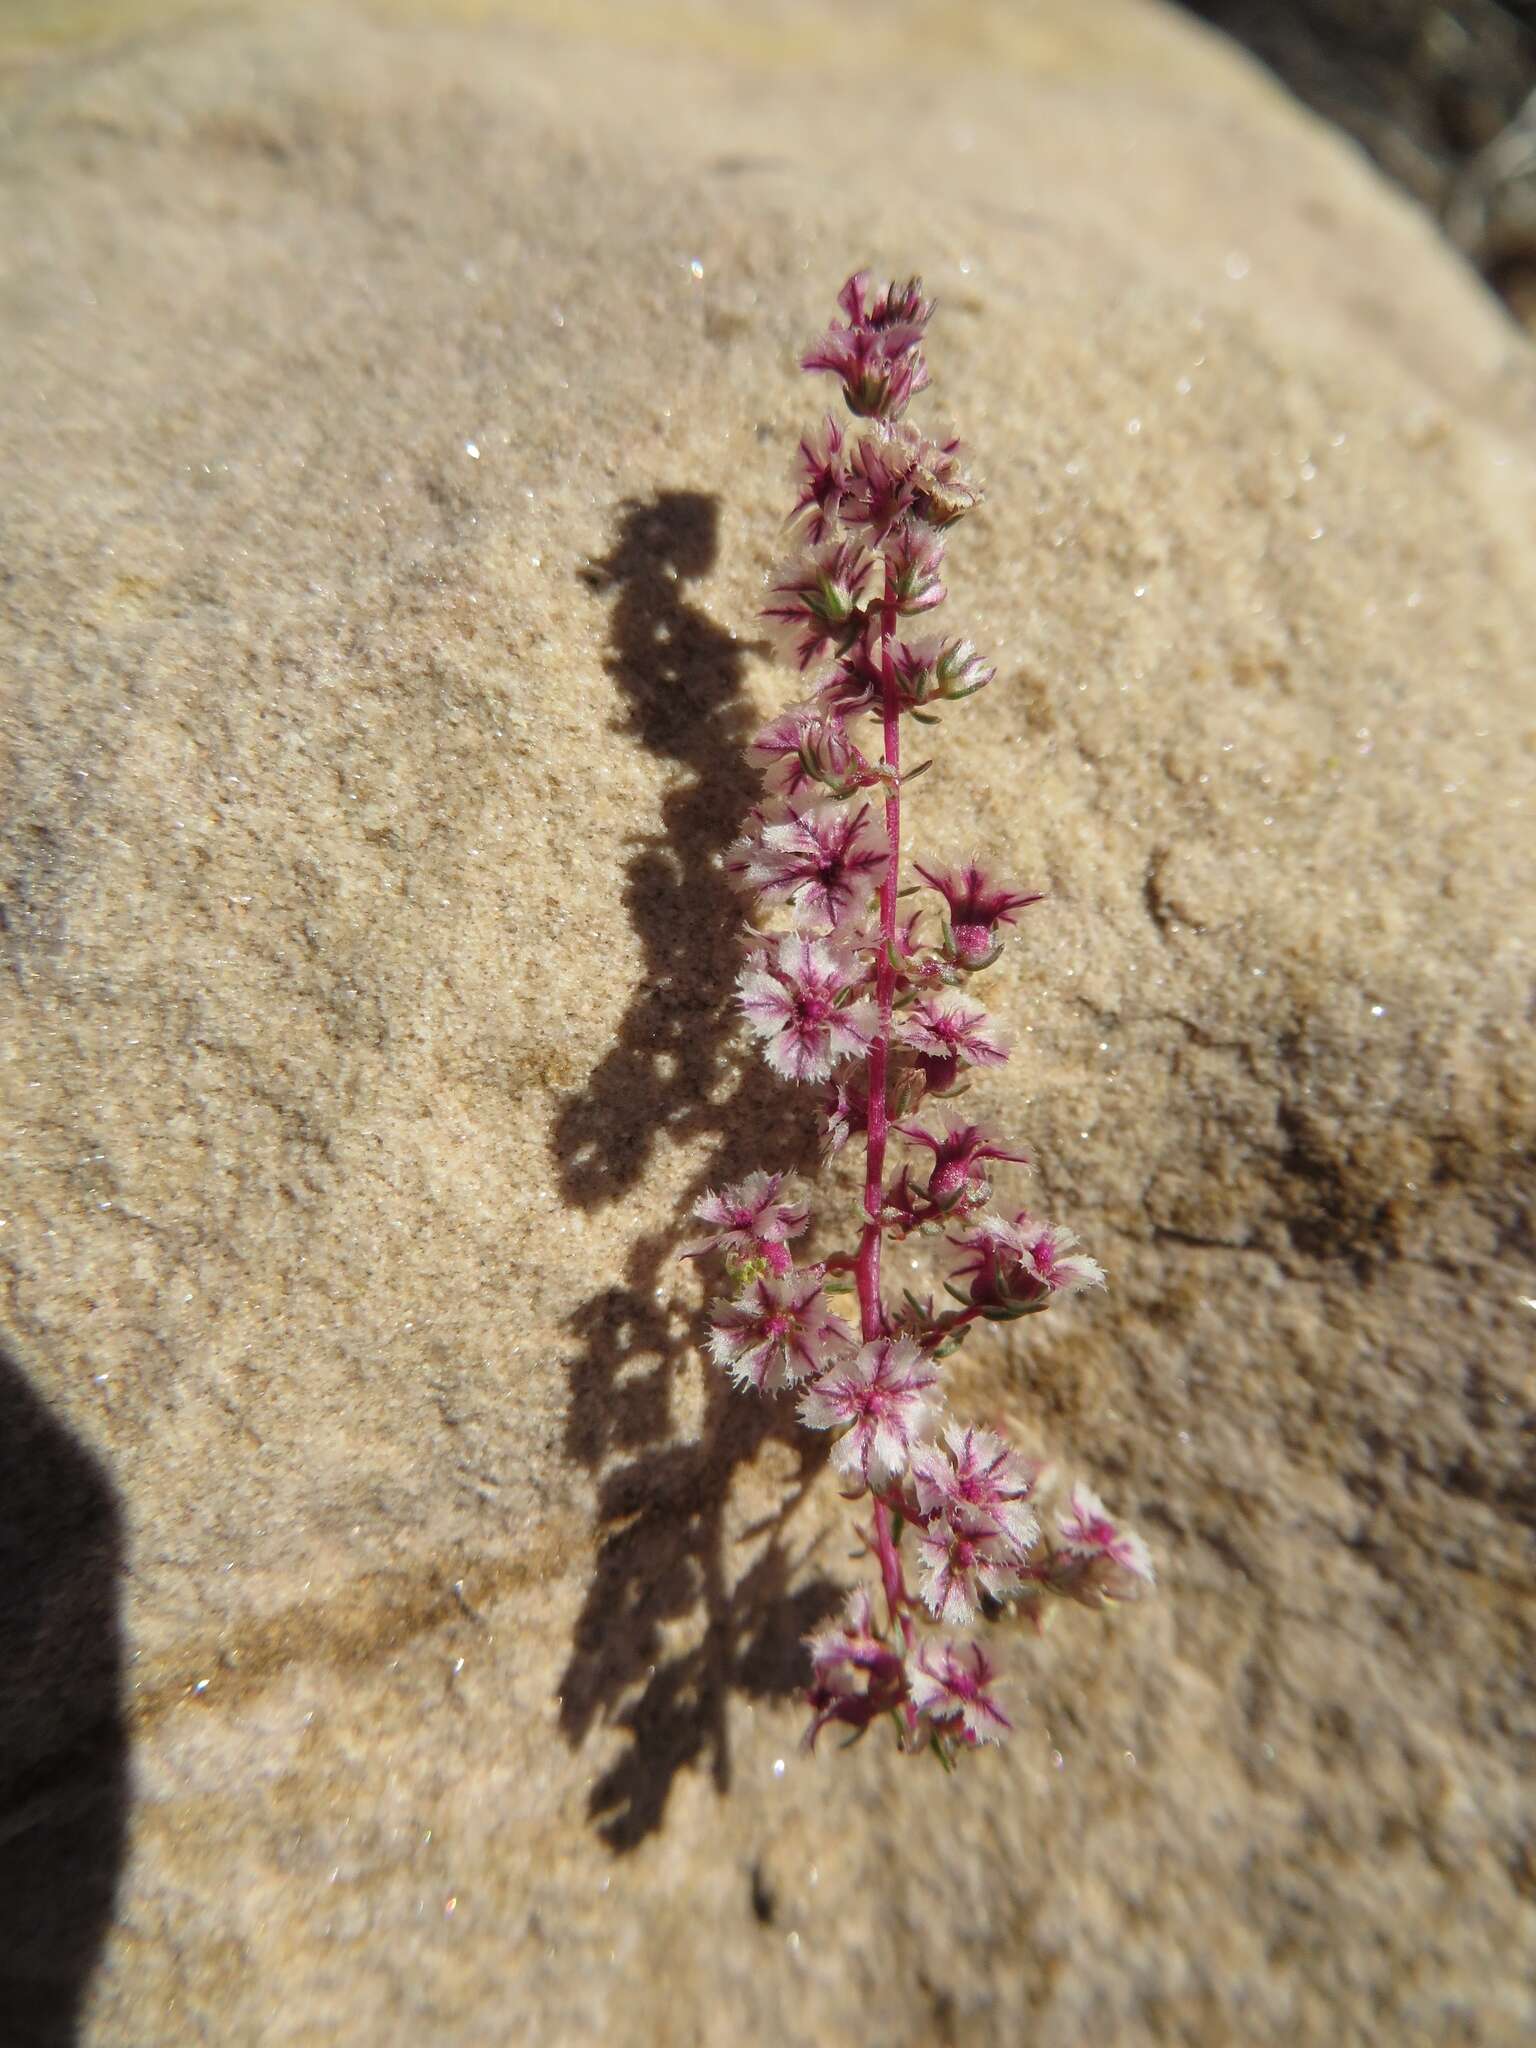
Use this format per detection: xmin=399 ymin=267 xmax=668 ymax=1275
xmin=729 ymin=795 xmax=889 ymax=931
xmin=817 ymin=632 xmax=993 ymax=721
xmin=912 ymin=857 xmax=1044 ymax=969
xmin=762 ymin=539 xmax=879 ymax=670
xmin=838 ymin=431 xmax=921 ymax=539
xmin=946 ymin=1209 xmax=1105 ymax=1313
xmin=680 ymin=1169 xmax=810 ymax=1274
xmin=812 ymin=631 xmax=887 ymax=720
xmin=803 ymin=1587 xmax=907 ymax=1748
xmin=788 ymin=414 xmax=848 ymax=545
xmin=746 ymin=704 xmax=861 ymax=799
xmin=909 ymin=1425 xmax=1041 ymax=1623
xmin=907 ymin=1640 xmax=1012 ymax=1747
xmin=1014 ymin=1214 xmax=1106 ymax=1296
xmin=894 ymin=1116 xmax=1029 ymax=1210
xmin=894 ymin=635 xmax=995 ymax=708
xmin=1048 ymin=1483 xmax=1156 ymax=1607
xmin=897 ymin=992 xmax=1009 ymax=1094
xmin=883 ymin=523 xmax=947 ymax=616
xmin=737 ymin=933 xmax=877 ymax=1082
xmin=837 ymin=422 xmax=980 ymax=535
xmin=801 ymin=272 xmax=933 ymax=420
xmin=798 ymin=1336 xmax=940 ymax=1489
xmin=708 ymin=1266 xmax=855 ymax=1393
xmin=888 ymin=423 xmax=982 ymax=529
xmin=914 ymin=1524 xmax=1027 ymax=1627
xmin=911 ymin=1424 xmax=1041 ymax=1551
xmin=819 ymin=1063 xmax=868 ymax=1161
xmin=819 ymin=1053 xmax=923 ymax=1160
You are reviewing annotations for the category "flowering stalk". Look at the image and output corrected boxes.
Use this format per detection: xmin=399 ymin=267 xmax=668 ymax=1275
xmin=686 ymin=272 xmax=1153 ymax=1763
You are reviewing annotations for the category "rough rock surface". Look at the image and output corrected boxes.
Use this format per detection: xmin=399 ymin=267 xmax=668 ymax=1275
xmin=1 ymin=3 xmax=1532 ymax=2043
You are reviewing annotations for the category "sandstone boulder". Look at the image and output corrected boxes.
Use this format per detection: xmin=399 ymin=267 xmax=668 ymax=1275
xmin=1 ymin=4 xmax=1532 ymax=2042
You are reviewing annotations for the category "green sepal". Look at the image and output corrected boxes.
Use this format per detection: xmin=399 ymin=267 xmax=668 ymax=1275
xmin=981 ymin=1294 xmax=1053 ymax=1322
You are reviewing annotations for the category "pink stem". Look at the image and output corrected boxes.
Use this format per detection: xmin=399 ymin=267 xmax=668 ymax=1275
xmin=858 ymin=586 xmax=911 ymax=1640
xmin=857 ymin=590 xmax=902 ymax=1324
xmin=939 ymin=1303 xmax=987 ymax=1337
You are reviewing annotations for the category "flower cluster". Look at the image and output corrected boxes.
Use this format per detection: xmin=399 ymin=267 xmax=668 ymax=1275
xmin=686 ymin=273 xmax=1152 ymax=1765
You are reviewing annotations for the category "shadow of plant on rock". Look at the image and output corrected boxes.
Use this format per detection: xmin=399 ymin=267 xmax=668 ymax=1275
xmin=553 ymin=492 xmax=841 ymax=1852
xmin=0 ymin=1343 xmax=127 ymax=2046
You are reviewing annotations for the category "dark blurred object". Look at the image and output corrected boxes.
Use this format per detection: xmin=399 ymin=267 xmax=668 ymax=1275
xmin=0 ymin=1346 xmax=126 ymax=2046
xmin=1182 ymin=1 xmax=1536 ymax=323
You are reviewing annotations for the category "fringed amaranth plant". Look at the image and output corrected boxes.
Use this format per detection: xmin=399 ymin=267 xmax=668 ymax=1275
xmin=685 ymin=272 xmax=1152 ymax=1763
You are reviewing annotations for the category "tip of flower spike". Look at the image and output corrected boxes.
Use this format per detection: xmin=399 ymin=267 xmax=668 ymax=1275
xmin=801 ymin=274 xmax=934 ymax=421
xmin=836 ymin=271 xmax=935 ymax=336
